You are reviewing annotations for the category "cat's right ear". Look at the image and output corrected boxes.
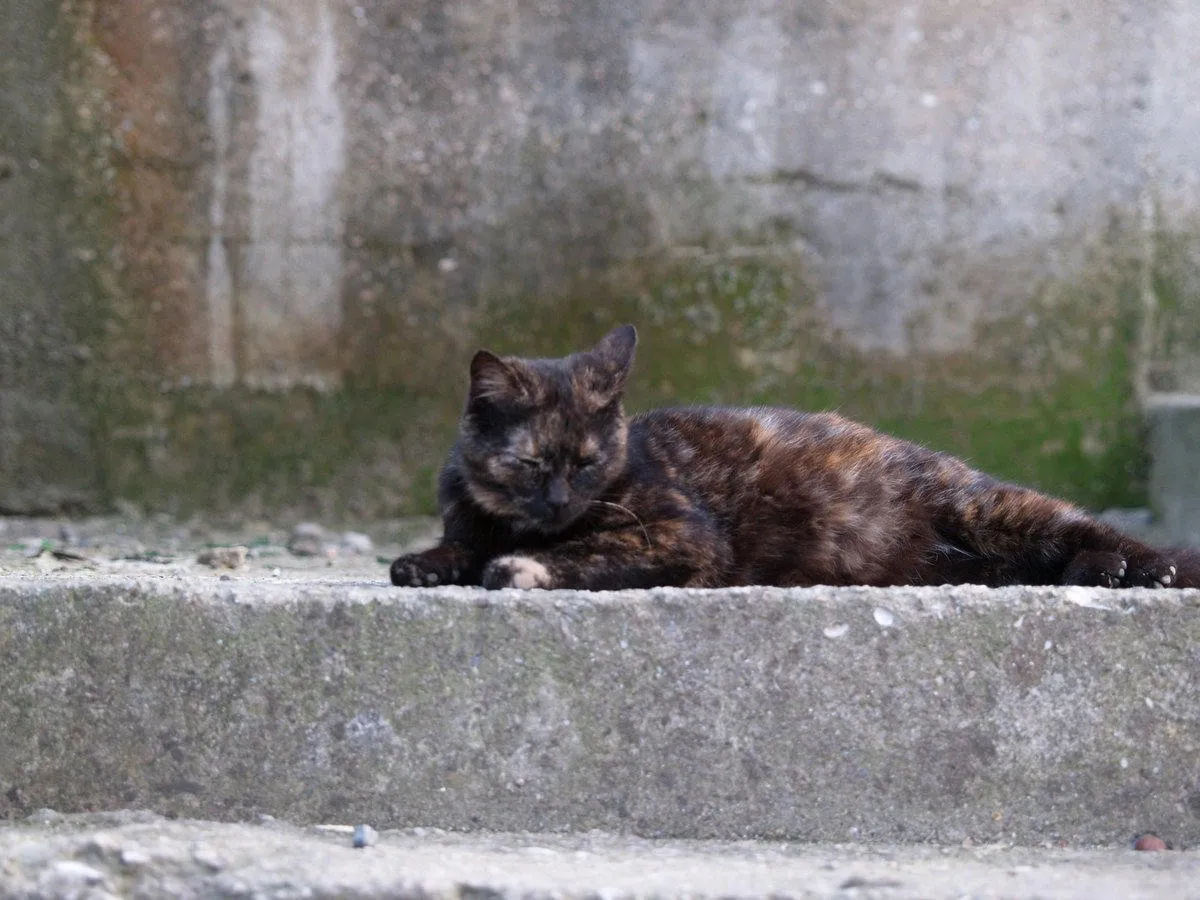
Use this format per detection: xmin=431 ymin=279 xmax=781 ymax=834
xmin=469 ymin=350 xmax=534 ymax=406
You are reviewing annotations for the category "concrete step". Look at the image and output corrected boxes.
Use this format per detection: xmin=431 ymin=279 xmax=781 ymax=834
xmin=0 ymin=575 xmax=1198 ymax=847
xmin=2 ymin=812 xmax=1198 ymax=900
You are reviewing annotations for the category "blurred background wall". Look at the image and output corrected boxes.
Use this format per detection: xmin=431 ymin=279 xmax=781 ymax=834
xmin=4 ymin=0 xmax=1200 ymax=525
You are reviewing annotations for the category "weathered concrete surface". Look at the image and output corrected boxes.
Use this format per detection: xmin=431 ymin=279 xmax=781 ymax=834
xmin=8 ymin=0 xmax=1200 ymax=517
xmin=2 ymin=813 xmax=1199 ymax=900
xmin=1147 ymin=395 xmax=1200 ymax=543
xmin=0 ymin=1 xmax=100 ymax=514
xmin=1 ymin=574 xmax=1198 ymax=846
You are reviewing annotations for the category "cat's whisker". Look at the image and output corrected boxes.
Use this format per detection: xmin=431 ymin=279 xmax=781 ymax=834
xmin=591 ymin=500 xmax=652 ymax=549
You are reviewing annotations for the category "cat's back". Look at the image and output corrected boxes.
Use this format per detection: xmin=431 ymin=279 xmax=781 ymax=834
xmin=629 ymin=405 xmax=904 ymax=479
xmin=627 ymin=405 xmax=956 ymax=585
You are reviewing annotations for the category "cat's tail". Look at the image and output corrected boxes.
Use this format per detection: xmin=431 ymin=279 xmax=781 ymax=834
xmin=1165 ymin=546 xmax=1200 ymax=588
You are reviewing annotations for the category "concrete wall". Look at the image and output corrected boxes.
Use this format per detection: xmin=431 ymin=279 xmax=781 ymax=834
xmin=5 ymin=0 xmax=1200 ymax=519
xmin=0 ymin=1 xmax=99 ymax=514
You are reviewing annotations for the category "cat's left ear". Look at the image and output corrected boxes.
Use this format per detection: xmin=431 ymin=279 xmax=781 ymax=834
xmin=578 ymin=325 xmax=637 ymax=408
xmin=593 ymin=325 xmax=637 ymax=373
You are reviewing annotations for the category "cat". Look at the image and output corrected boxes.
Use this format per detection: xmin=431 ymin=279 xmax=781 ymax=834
xmin=390 ymin=325 xmax=1197 ymax=591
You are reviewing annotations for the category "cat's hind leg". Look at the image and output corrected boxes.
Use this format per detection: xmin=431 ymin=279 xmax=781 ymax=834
xmin=1062 ymin=548 xmax=1176 ymax=588
xmin=930 ymin=474 xmax=1181 ymax=588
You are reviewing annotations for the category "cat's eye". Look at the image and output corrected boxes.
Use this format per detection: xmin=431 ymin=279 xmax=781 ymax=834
xmin=515 ymin=456 xmax=541 ymax=470
xmin=575 ymin=456 xmax=599 ymax=470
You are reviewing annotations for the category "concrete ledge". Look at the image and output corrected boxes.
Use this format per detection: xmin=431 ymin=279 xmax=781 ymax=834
xmin=3 ymin=813 xmax=1199 ymax=899
xmin=1 ymin=575 xmax=1198 ymax=845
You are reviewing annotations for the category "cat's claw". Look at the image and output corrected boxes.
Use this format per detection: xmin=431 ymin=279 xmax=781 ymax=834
xmin=1063 ymin=550 xmax=1178 ymax=589
xmin=1125 ymin=555 xmax=1177 ymax=589
xmin=1062 ymin=550 xmax=1127 ymax=588
xmin=389 ymin=555 xmax=427 ymax=587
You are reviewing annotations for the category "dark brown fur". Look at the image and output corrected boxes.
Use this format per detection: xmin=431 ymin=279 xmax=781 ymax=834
xmin=391 ymin=325 xmax=1197 ymax=591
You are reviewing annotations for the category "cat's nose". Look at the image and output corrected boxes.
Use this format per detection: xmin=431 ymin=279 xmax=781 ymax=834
xmin=547 ymin=477 xmax=570 ymax=511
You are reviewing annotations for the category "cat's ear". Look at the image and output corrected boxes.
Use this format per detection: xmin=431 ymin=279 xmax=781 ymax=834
xmin=577 ymin=325 xmax=637 ymax=409
xmin=592 ymin=325 xmax=638 ymax=375
xmin=469 ymin=350 xmax=536 ymax=406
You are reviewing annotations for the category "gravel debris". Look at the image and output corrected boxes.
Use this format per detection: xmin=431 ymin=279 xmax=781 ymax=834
xmin=196 ymin=546 xmax=249 ymax=569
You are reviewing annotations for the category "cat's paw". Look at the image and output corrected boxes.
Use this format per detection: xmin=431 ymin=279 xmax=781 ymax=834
xmin=1122 ymin=550 xmax=1177 ymax=589
xmin=1062 ymin=550 xmax=1127 ymax=588
xmin=390 ymin=552 xmax=461 ymax=587
xmin=1062 ymin=549 xmax=1176 ymax=588
xmin=481 ymin=555 xmax=554 ymax=590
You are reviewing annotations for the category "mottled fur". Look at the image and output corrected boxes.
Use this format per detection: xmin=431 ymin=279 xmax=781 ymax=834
xmin=391 ymin=325 xmax=1197 ymax=591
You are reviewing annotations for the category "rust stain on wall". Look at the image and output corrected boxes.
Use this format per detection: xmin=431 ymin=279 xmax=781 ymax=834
xmin=91 ymin=0 xmax=348 ymax=390
xmin=93 ymin=0 xmax=211 ymax=381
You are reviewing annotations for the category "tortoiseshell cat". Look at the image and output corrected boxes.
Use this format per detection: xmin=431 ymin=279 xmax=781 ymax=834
xmin=391 ymin=325 xmax=1196 ymax=591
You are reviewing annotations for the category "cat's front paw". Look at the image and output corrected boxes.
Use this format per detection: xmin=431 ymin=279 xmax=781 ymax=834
xmin=481 ymin=555 xmax=555 ymax=590
xmin=390 ymin=550 xmax=461 ymax=587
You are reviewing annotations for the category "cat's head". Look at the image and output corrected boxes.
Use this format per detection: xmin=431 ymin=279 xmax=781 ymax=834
xmin=457 ymin=325 xmax=637 ymax=533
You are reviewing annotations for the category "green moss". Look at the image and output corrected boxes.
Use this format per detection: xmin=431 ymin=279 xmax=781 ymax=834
xmin=477 ymin=253 xmax=1149 ymax=511
xmin=89 ymin=250 xmax=1149 ymax=520
xmin=93 ymin=385 xmax=459 ymax=523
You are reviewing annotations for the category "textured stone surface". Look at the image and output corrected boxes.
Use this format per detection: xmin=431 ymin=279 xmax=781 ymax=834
xmin=0 ymin=1 xmax=97 ymax=514
xmin=1 ymin=812 xmax=1199 ymax=900
xmin=1 ymin=574 xmax=1198 ymax=846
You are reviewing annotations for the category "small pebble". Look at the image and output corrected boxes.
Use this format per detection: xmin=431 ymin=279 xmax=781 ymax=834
xmin=341 ymin=531 xmax=374 ymax=555
xmin=22 ymin=537 xmax=50 ymax=558
xmin=1133 ymin=833 xmax=1168 ymax=851
xmin=288 ymin=522 xmax=327 ymax=557
xmin=119 ymin=847 xmax=152 ymax=868
xmin=191 ymin=844 xmax=225 ymax=872
xmin=197 ymin=546 xmax=248 ymax=569
xmin=43 ymin=860 xmax=106 ymax=884
xmin=353 ymin=824 xmax=378 ymax=848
